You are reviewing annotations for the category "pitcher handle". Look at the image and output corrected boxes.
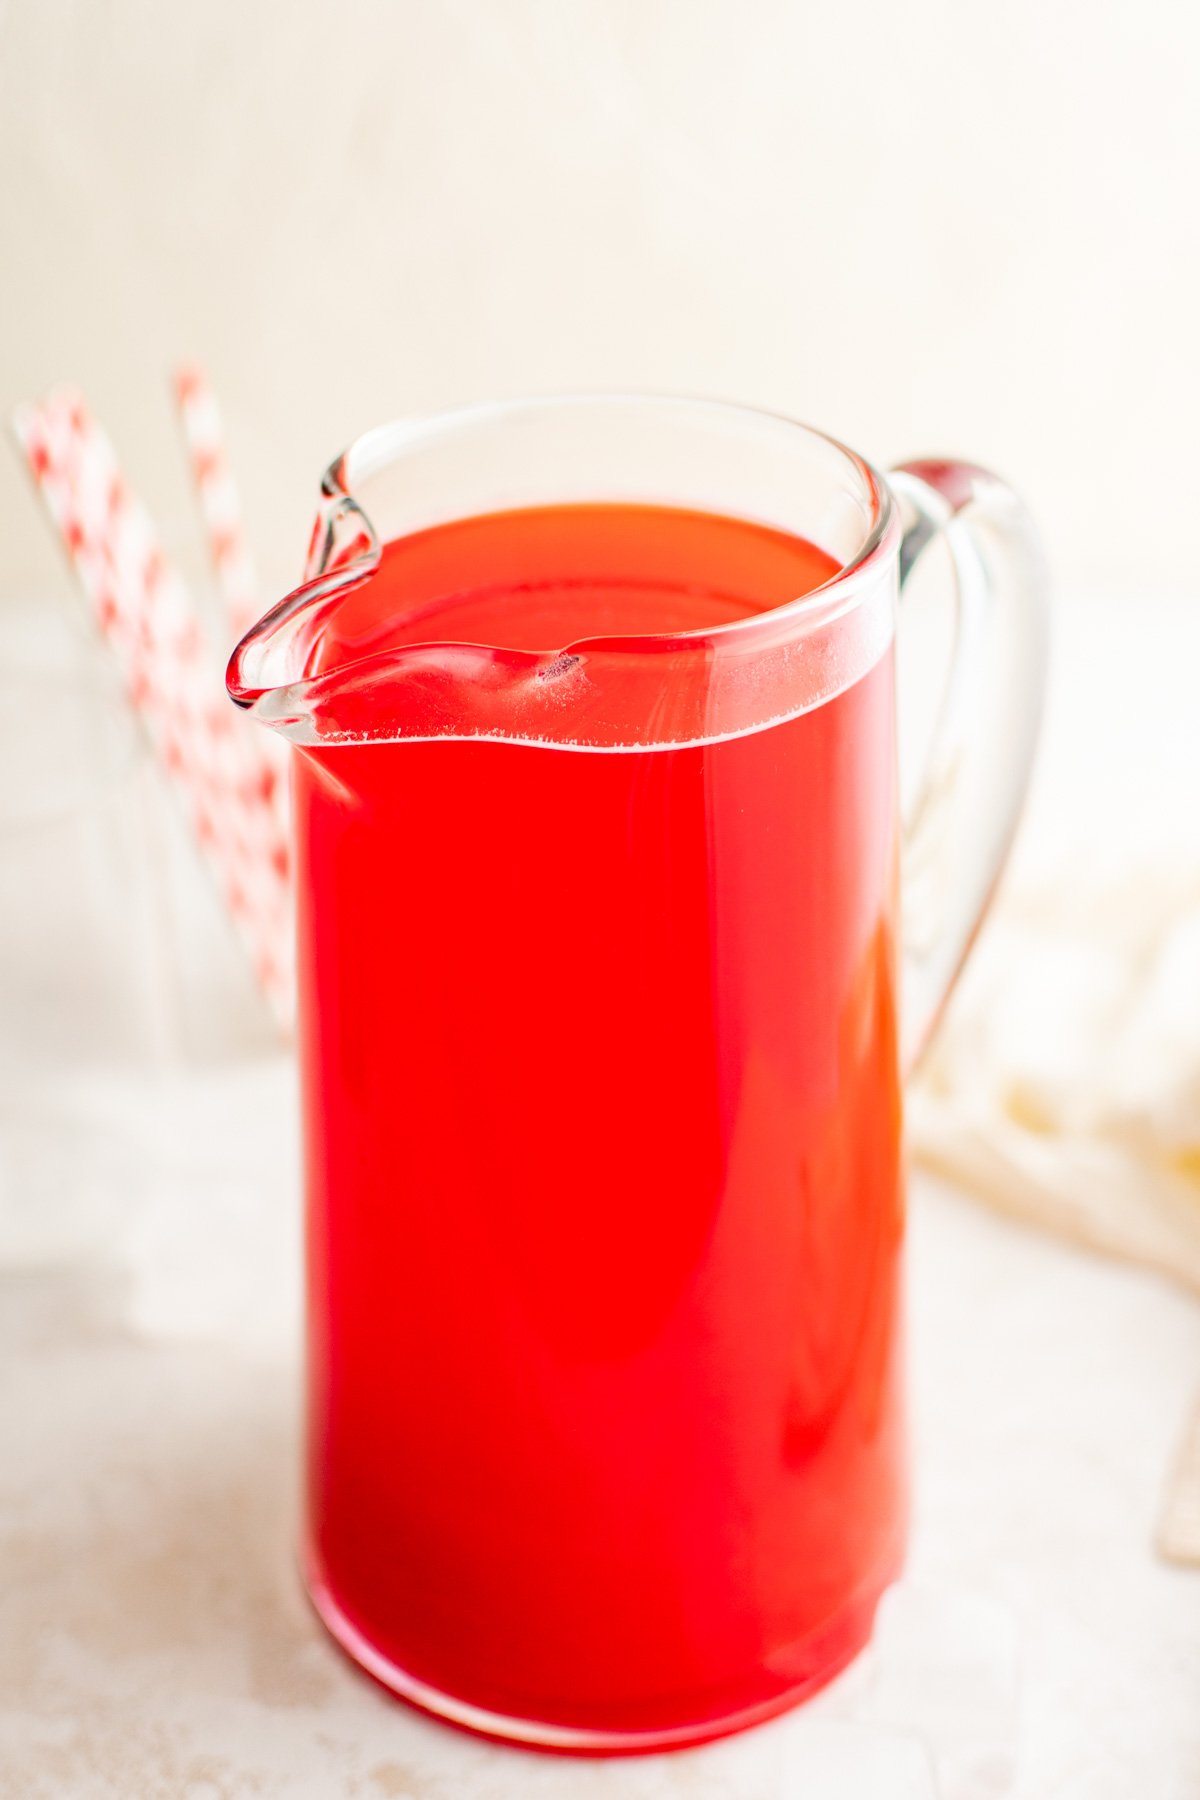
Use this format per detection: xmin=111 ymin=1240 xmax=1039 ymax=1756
xmin=889 ymin=459 xmax=1049 ymax=1073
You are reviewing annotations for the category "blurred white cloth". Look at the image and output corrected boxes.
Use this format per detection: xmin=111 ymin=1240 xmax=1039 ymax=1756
xmin=911 ymin=865 xmax=1200 ymax=1293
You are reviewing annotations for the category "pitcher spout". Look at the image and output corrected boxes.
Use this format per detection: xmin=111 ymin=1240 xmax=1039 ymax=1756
xmin=227 ymin=483 xmax=382 ymax=727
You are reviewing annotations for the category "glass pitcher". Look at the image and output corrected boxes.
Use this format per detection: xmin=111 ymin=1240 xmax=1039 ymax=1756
xmin=228 ymin=395 xmax=1046 ymax=1751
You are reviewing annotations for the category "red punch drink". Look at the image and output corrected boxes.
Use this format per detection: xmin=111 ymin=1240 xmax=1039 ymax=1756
xmin=291 ymin=502 xmax=906 ymax=1745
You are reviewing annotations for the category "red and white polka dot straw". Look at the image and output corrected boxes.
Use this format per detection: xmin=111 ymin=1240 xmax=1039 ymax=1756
xmin=171 ymin=362 xmax=260 ymax=642
xmin=11 ymin=386 xmax=294 ymax=1030
xmin=171 ymin=360 xmax=289 ymax=844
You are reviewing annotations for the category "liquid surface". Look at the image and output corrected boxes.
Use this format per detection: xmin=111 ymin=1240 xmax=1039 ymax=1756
xmin=295 ymin=503 xmax=906 ymax=1743
xmin=314 ymin=501 xmax=841 ymax=660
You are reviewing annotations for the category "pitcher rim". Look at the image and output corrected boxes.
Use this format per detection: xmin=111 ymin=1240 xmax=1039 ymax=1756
xmin=228 ymin=391 xmax=901 ymax=719
xmin=322 ymin=391 xmax=899 ymax=607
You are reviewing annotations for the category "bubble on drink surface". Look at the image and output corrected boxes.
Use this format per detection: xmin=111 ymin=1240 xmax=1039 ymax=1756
xmin=535 ymin=651 xmax=583 ymax=684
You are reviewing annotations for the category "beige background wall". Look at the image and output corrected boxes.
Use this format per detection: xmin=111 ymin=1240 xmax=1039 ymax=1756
xmin=3 ymin=0 xmax=1197 ymax=603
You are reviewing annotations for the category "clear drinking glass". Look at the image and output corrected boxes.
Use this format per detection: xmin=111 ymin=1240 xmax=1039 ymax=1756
xmin=228 ymin=396 xmax=1046 ymax=1750
xmin=0 ymin=595 xmax=280 ymax=1269
xmin=0 ymin=617 xmax=162 ymax=1267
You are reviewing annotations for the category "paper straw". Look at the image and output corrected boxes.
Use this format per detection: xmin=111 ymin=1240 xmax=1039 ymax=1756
xmin=172 ymin=363 xmax=261 ymax=641
xmin=172 ymin=361 xmax=289 ymax=843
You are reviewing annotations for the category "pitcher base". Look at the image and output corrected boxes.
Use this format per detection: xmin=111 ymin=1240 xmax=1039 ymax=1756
xmin=302 ymin=1558 xmax=892 ymax=1755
